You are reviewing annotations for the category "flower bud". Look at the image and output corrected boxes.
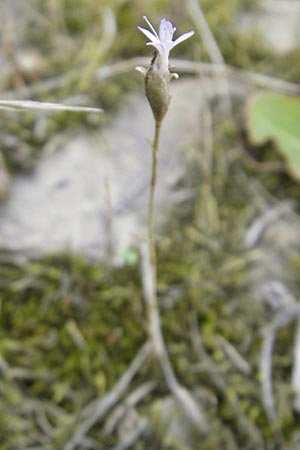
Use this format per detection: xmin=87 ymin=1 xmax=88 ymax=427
xmin=145 ymin=53 xmax=171 ymax=123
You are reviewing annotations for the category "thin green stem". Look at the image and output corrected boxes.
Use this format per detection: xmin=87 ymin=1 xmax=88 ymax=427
xmin=141 ymin=118 xmax=208 ymax=431
xmin=147 ymin=120 xmax=161 ymax=265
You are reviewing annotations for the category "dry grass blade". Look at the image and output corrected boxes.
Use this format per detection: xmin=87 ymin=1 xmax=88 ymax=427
xmin=217 ymin=335 xmax=251 ymax=375
xmin=186 ymin=0 xmax=232 ymax=115
xmin=244 ymin=202 xmax=293 ymax=249
xmin=241 ymin=70 xmax=300 ymax=95
xmin=3 ymin=59 xmax=299 ymax=102
xmin=103 ymin=381 xmax=156 ymax=436
xmin=0 ymin=99 xmax=103 ymax=113
xmin=292 ymin=317 xmax=300 ymax=412
xmin=186 ymin=0 xmax=224 ymax=64
xmin=261 ymin=326 xmax=277 ymax=425
xmin=111 ymin=417 xmax=149 ymax=450
xmin=62 ymin=341 xmax=152 ymax=450
xmin=190 ymin=313 xmax=264 ymax=449
xmin=98 ymin=7 xmax=117 ymax=55
xmin=260 ymin=304 xmax=300 ymax=425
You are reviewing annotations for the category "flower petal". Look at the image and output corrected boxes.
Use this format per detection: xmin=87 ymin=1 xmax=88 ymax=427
xmin=159 ymin=19 xmax=175 ymax=42
xmin=142 ymin=16 xmax=159 ymax=39
xmin=171 ymin=30 xmax=195 ymax=49
xmin=138 ymin=26 xmax=160 ymax=44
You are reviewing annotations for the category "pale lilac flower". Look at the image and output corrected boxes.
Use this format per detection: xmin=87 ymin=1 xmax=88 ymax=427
xmin=138 ymin=16 xmax=194 ymax=71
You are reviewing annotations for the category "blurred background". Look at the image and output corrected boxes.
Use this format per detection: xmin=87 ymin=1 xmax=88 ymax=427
xmin=1 ymin=0 xmax=300 ymax=449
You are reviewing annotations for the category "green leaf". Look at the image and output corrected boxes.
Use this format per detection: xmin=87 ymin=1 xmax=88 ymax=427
xmin=246 ymin=93 xmax=300 ymax=180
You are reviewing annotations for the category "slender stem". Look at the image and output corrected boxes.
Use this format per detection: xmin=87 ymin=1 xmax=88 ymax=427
xmin=141 ymin=119 xmax=208 ymax=431
xmin=147 ymin=120 xmax=161 ymax=265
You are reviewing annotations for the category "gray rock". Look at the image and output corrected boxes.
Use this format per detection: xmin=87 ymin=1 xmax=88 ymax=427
xmin=238 ymin=0 xmax=300 ymax=53
xmin=0 ymin=79 xmax=204 ymax=259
